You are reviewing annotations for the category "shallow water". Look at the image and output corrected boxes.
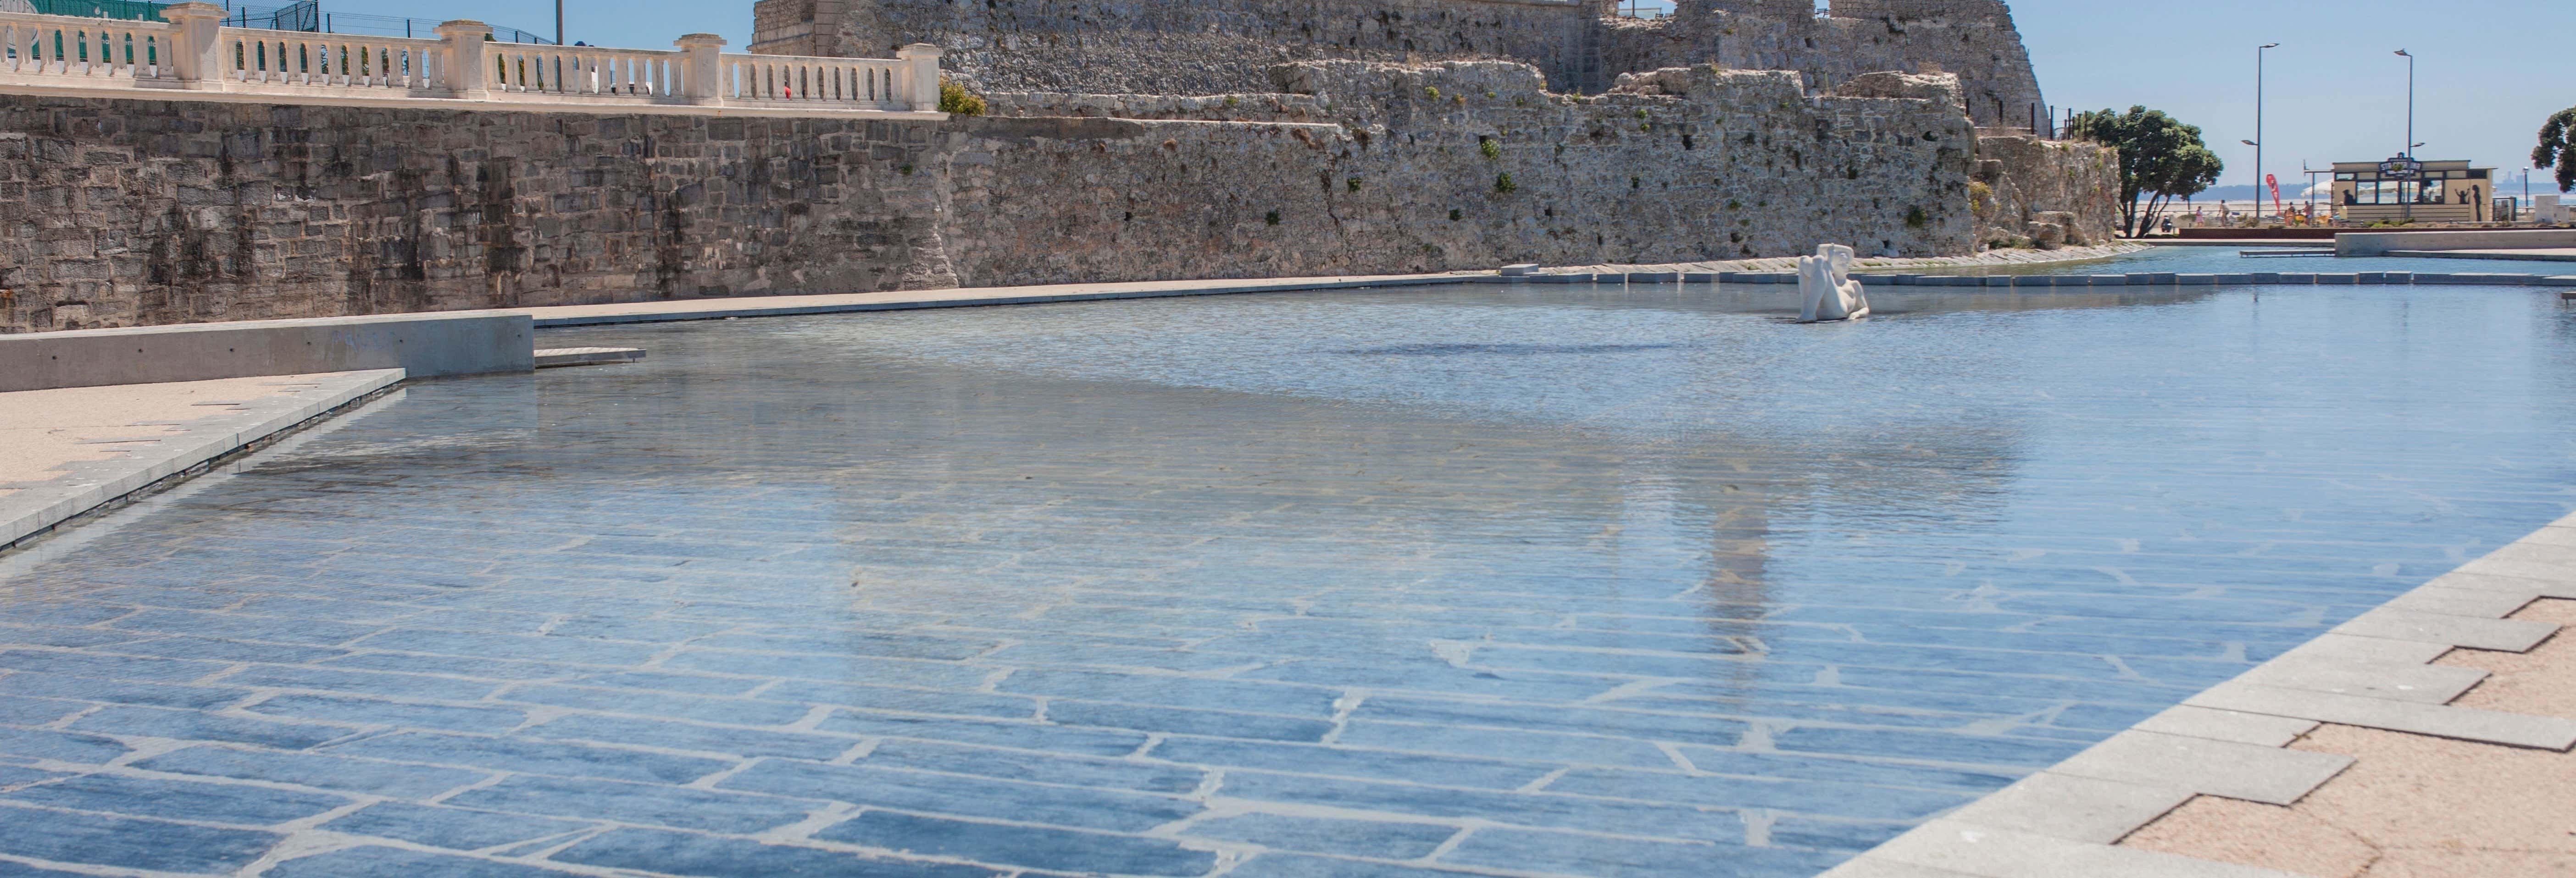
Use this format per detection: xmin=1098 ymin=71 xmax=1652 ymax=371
xmin=1905 ymin=244 xmax=2576 ymax=278
xmin=3 ymin=283 xmax=2573 ymax=877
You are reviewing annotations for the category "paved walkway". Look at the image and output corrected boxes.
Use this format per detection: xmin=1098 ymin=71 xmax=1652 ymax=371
xmin=1825 ymin=514 xmax=2576 ymax=878
xmin=0 ymin=371 xmax=403 ymax=550
xmin=2122 ymin=599 xmax=2576 ymax=876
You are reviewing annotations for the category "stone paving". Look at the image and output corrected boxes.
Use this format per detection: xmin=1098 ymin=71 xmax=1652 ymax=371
xmin=1 ymin=283 xmax=2574 ymax=877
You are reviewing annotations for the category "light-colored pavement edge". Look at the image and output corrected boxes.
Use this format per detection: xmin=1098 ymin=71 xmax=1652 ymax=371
xmin=517 ymin=273 xmax=1494 ymax=328
xmin=1818 ymin=513 xmax=2576 ymax=878
xmin=0 ymin=369 xmax=405 ymax=550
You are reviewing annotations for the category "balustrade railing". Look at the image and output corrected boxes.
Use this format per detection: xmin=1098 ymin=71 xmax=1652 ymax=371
xmin=0 ymin=3 xmax=942 ymax=114
xmin=487 ymin=43 xmax=677 ymax=99
xmin=225 ymin=30 xmax=442 ymax=90
xmin=0 ymin=11 xmax=177 ymax=82
xmin=720 ymin=54 xmax=909 ymax=110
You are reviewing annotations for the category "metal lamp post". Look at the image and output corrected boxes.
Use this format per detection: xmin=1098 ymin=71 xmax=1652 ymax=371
xmin=2395 ymin=49 xmax=2415 ymax=222
xmin=2254 ymin=44 xmax=2278 ymax=219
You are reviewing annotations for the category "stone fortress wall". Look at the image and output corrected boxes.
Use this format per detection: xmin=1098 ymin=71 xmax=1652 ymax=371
xmin=0 ymin=59 xmax=2116 ymax=332
xmin=754 ymin=0 xmax=2046 ymax=127
xmin=755 ymin=0 xmax=1616 ymax=95
xmin=0 ymin=0 xmax=2117 ymax=332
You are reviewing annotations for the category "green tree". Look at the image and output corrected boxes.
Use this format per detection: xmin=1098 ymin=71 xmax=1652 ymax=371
xmin=2535 ymin=107 xmax=2576 ymax=194
xmin=2068 ymin=106 xmax=2226 ymax=237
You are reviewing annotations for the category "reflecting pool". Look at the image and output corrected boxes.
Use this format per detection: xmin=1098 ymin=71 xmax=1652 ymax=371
xmin=1904 ymin=245 xmax=2576 ymax=277
xmin=3 ymin=282 xmax=2574 ymax=877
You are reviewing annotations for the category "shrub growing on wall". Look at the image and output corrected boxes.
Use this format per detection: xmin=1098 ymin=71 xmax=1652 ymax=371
xmin=939 ymin=79 xmax=987 ymax=116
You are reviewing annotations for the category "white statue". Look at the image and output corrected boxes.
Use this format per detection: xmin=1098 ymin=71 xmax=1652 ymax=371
xmin=1796 ymin=244 xmax=1870 ymax=323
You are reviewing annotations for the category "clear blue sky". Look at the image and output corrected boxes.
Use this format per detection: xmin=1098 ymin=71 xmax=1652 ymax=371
xmin=310 ymin=0 xmax=2573 ymax=193
xmin=2021 ymin=0 xmax=2573 ymax=195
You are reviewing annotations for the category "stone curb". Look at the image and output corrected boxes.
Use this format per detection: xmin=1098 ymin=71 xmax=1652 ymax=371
xmin=523 ymin=275 xmax=1496 ymax=328
xmin=0 ymin=369 xmax=405 ymax=551
xmin=1819 ymin=509 xmax=2576 ymax=878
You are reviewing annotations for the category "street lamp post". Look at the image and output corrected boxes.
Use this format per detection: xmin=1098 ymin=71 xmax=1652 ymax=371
xmin=2255 ymin=44 xmax=2278 ymax=219
xmin=2395 ymin=49 xmax=2415 ymax=222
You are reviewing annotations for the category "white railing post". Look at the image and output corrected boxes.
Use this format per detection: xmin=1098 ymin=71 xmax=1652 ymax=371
xmin=675 ymin=33 xmax=725 ymax=105
xmin=159 ymin=1 xmax=227 ymax=89
xmin=435 ymin=19 xmax=493 ymax=97
xmin=896 ymin=43 xmax=940 ymax=112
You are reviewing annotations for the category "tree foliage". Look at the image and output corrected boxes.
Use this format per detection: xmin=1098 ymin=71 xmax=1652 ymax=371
xmin=2536 ymin=107 xmax=2576 ymax=194
xmin=2067 ymin=106 xmax=2226 ymax=237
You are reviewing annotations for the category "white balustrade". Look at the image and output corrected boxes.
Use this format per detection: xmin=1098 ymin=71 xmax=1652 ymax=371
xmin=223 ymin=30 xmax=443 ymax=90
xmin=485 ymin=44 xmax=678 ymax=99
xmin=718 ymin=54 xmax=910 ymax=110
xmin=0 ymin=5 xmax=938 ymax=115
xmin=0 ymin=11 xmax=178 ymax=82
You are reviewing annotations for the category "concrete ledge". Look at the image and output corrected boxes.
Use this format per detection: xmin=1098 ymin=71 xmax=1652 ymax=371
xmin=0 ymin=312 xmax=532 ymax=392
xmin=2340 ymin=228 xmax=2576 ymax=256
xmin=1 ymin=369 xmax=404 ymax=549
xmin=534 ymin=347 xmax=648 ymax=368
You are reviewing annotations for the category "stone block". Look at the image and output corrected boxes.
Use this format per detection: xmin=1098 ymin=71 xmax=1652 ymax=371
xmin=1942 ymin=771 xmax=2193 ymax=844
xmin=2043 ymin=730 xmax=2351 ymax=806
xmin=2130 ymin=706 xmax=2319 ymax=747
xmin=1864 ymin=819 xmax=2310 ymax=878
xmin=2329 ymin=606 xmax=2559 ymax=651
xmin=2232 ymin=655 xmax=2489 ymax=704
xmin=2381 ymin=584 xmax=2541 ymax=618
xmin=2186 ymin=682 xmax=2576 ymax=750
xmin=2175 ymin=274 xmax=2216 ymax=285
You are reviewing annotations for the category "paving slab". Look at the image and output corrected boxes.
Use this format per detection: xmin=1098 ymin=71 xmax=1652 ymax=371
xmin=2041 ymin=731 xmax=2351 ymax=806
xmin=1942 ymin=772 xmax=2193 ymax=844
xmin=2184 ymin=682 xmax=2576 ymax=750
xmin=2269 ymin=633 xmax=2454 ymax=667
xmin=1862 ymin=820 xmax=2309 ymax=878
xmin=2423 ymin=571 xmax=2576 ymax=599
xmin=2233 ymin=656 xmax=2490 ymax=705
xmin=1815 ymin=856 xmax=1990 ymax=878
xmin=2329 ymin=607 xmax=2559 ymax=651
xmin=2129 ymin=707 xmax=2319 ymax=748
xmin=2379 ymin=585 xmax=2539 ymax=619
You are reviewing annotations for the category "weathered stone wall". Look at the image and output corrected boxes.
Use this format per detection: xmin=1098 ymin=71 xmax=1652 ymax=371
xmin=980 ymin=92 xmax=1329 ymax=122
xmin=938 ymin=62 xmax=1976 ymax=286
xmin=757 ymin=0 xmax=1613 ymax=94
xmin=749 ymin=0 xmax=2045 ymax=124
xmin=1970 ymin=133 xmax=2121 ymax=249
xmin=0 ymin=99 xmax=955 ymax=331
xmin=1608 ymin=0 xmax=2047 ymax=127
xmin=0 ymin=61 xmax=2003 ymax=332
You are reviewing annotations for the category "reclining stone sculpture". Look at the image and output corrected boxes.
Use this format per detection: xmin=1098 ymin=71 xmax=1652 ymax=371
xmin=1797 ymin=243 xmax=1871 ymax=323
